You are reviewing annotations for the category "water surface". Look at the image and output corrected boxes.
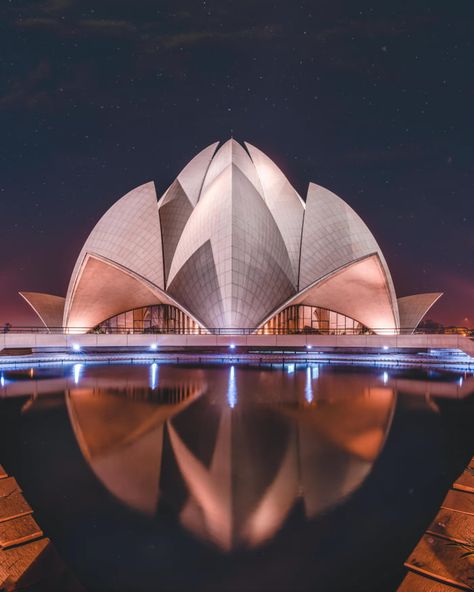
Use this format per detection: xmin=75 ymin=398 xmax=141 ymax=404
xmin=0 ymin=363 xmax=472 ymax=591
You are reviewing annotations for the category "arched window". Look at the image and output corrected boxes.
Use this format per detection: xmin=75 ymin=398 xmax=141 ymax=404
xmin=259 ymin=305 xmax=371 ymax=335
xmin=93 ymin=304 xmax=202 ymax=334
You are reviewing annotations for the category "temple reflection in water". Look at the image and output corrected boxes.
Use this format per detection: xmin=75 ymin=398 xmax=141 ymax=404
xmin=64 ymin=364 xmax=395 ymax=550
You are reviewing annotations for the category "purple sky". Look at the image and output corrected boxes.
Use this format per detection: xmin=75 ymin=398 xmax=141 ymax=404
xmin=1 ymin=0 xmax=473 ymax=326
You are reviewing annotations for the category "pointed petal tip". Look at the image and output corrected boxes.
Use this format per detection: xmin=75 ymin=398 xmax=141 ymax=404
xmin=218 ymin=137 xmax=244 ymax=152
xmin=206 ymin=140 xmax=220 ymax=153
xmin=399 ymin=291 xmax=444 ymax=300
xmin=19 ymin=291 xmax=65 ymax=299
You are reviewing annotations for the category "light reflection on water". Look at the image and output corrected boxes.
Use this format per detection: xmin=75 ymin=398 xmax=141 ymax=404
xmin=61 ymin=363 xmax=396 ymax=550
xmin=73 ymin=363 xmax=83 ymax=385
xmin=305 ymin=366 xmax=313 ymax=403
xmin=149 ymin=362 xmax=158 ymax=390
xmin=227 ymin=365 xmax=237 ymax=408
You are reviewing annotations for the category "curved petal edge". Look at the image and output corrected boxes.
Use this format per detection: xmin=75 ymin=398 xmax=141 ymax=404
xmin=397 ymin=293 xmax=443 ymax=334
xmin=19 ymin=292 xmax=65 ymax=330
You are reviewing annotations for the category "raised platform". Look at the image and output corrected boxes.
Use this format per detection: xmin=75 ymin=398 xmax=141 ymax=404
xmin=1 ymin=332 xmax=473 ymax=357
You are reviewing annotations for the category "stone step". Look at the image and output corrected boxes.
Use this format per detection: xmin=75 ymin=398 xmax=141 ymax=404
xmin=441 ymin=489 xmax=474 ymax=516
xmin=453 ymin=464 xmax=474 ymax=494
xmin=0 ymin=514 xmax=43 ymax=549
xmin=0 ymin=537 xmax=50 ymax=589
xmin=427 ymin=507 xmax=474 ymax=544
xmin=0 ymin=492 xmax=32 ymax=524
xmin=0 ymin=537 xmax=85 ymax=592
xmin=398 ymin=571 xmax=464 ymax=591
xmin=0 ymin=477 xmax=21 ymax=499
xmin=405 ymin=533 xmax=474 ymax=591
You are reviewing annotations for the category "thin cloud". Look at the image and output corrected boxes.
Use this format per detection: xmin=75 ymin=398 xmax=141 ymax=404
xmin=15 ymin=17 xmax=62 ymax=31
xmin=0 ymin=61 xmax=54 ymax=111
xmin=79 ymin=19 xmax=137 ymax=35
xmin=159 ymin=25 xmax=282 ymax=49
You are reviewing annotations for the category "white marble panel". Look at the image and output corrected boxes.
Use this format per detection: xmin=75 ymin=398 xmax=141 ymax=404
xmin=263 ymin=255 xmax=398 ymax=335
xmin=246 ymin=142 xmax=304 ymax=285
xmin=168 ymin=160 xmax=295 ymax=329
xmin=19 ymin=292 xmax=65 ymax=329
xmin=175 ymin=142 xmax=219 ymax=206
xmin=397 ymin=293 xmax=443 ymax=334
xmin=64 ymin=181 xmax=165 ymax=323
xmin=65 ymin=255 xmax=168 ymax=332
xmin=300 ymin=183 xmax=399 ymax=327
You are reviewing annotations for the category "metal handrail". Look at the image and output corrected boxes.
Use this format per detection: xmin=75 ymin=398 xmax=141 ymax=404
xmin=1 ymin=326 xmax=472 ymax=336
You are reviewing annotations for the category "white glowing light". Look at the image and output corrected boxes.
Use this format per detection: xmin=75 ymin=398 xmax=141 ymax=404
xmin=72 ymin=343 xmax=81 ymax=352
xmin=150 ymin=363 xmax=158 ymax=390
xmin=382 ymin=371 xmax=389 ymax=384
xmin=227 ymin=365 xmax=237 ymax=408
xmin=383 ymin=346 xmax=389 ymax=351
xmin=312 ymin=366 xmax=319 ymax=380
xmin=305 ymin=366 xmax=313 ymax=403
xmin=229 ymin=343 xmax=236 ymax=349
xmin=458 ymin=376 xmax=463 ymax=387
xmin=150 ymin=343 xmax=158 ymax=351
xmin=287 ymin=363 xmax=295 ymax=374
xmin=73 ymin=363 xmax=83 ymax=385
xmin=306 ymin=344 xmax=312 ymax=349
xmin=0 ymin=374 xmax=4 ymax=388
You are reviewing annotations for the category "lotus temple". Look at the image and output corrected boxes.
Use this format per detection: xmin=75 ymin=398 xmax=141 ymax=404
xmin=20 ymin=139 xmax=442 ymax=336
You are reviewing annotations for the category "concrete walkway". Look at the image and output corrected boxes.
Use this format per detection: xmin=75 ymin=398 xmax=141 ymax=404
xmin=1 ymin=332 xmax=474 ymax=357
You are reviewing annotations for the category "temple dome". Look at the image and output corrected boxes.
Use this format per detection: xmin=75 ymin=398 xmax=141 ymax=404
xmin=20 ymin=139 xmax=442 ymax=334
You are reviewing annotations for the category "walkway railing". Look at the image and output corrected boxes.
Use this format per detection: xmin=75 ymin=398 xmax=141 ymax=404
xmin=1 ymin=326 xmax=472 ymax=337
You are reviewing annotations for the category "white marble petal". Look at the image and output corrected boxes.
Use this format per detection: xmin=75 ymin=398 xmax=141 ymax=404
xmin=398 ymin=293 xmax=443 ymax=334
xmin=64 ymin=181 xmax=165 ymax=325
xmin=175 ymin=142 xmax=219 ymax=206
xmin=64 ymin=254 xmax=203 ymax=333
xmin=201 ymin=139 xmax=264 ymax=198
xmin=168 ymin=159 xmax=295 ymax=329
xmin=300 ymin=183 xmax=399 ymax=328
xmin=245 ymin=142 xmax=304 ymax=286
xmin=260 ymin=254 xmax=399 ymax=335
xmin=159 ymin=180 xmax=194 ymax=285
xmin=19 ymin=292 xmax=65 ymax=329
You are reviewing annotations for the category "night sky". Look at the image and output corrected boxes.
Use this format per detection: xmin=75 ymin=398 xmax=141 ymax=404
xmin=1 ymin=0 xmax=473 ymax=326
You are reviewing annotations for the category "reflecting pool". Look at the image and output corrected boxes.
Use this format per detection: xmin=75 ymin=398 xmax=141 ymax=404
xmin=0 ymin=363 xmax=472 ymax=591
